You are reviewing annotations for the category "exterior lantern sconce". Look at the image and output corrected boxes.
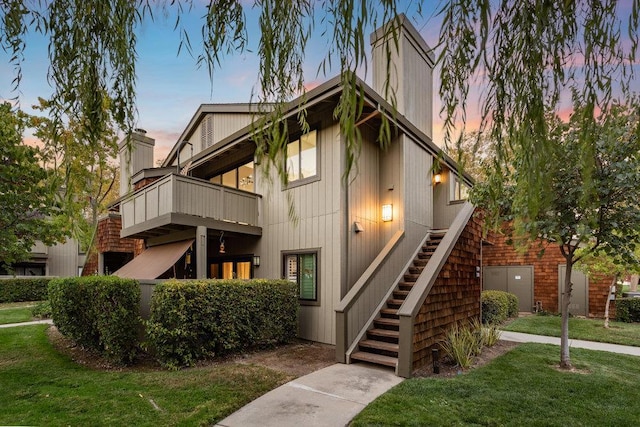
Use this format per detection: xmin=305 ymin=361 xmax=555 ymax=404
xmin=433 ymin=172 xmax=442 ymax=185
xmin=253 ymin=255 xmax=261 ymax=267
xmin=219 ymin=231 xmax=226 ymax=254
xmin=381 ymin=204 xmax=393 ymax=222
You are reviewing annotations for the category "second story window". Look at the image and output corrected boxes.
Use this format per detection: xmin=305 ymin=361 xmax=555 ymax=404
xmin=286 ymin=130 xmax=317 ymax=183
xmin=450 ymin=175 xmax=470 ymax=202
xmin=209 ymin=160 xmax=254 ymax=192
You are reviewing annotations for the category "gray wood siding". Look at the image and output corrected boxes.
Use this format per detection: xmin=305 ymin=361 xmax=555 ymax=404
xmin=121 ymin=174 xmax=260 ymax=233
xmin=48 ymin=239 xmax=82 ymax=277
xmin=403 ymin=137 xmax=433 ymax=229
xmin=347 ymin=132 xmax=383 ymax=287
xmin=254 ymin=120 xmax=342 ymax=345
xmin=433 ymin=168 xmax=464 ymax=229
xmin=371 ymin=19 xmax=434 ymax=140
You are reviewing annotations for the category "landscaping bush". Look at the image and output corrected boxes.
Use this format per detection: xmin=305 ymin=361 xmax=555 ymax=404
xmin=441 ymin=321 xmax=483 ymax=369
xmin=505 ymin=292 xmax=519 ymax=317
xmin=49 ymin=276 xmax=141 ymax=364
xmin=481 ymin=290 xmax=510 ymax=324
xmin=31 ymin=300 xmax=52 ymax=318
xmin=146 ymin=279 xmax=298 ymax=369
xmin=615 ymin=298 xmax=640 ymax=323
xmin=0 ymin=277 xmax=51 ymax=303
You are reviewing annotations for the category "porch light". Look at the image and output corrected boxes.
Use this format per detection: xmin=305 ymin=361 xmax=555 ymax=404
xmin=381 ymin=204 xmax=393 ymax=222
xmin=433 ymin=172 xmax=442 ymax=184
xmin=253 ymin=255 xmax=260 ymax=267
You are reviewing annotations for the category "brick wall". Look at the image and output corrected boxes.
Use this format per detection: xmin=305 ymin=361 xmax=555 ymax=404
xmin=81 ymin=213 xmax=144 ymax=276
xmin=412 ymin=212 xmax=483 ymax=371
xmin=483 ymin=226 xmax=614 ymax=317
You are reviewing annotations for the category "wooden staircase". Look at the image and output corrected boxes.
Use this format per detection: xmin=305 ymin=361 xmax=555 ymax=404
xmin=350 ymin=232 xmax=445 ymax=369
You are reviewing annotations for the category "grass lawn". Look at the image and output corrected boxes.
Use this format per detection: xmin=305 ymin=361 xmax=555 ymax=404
xmin=0 ymin=303 xmax=37 ymax=325
xmin=0 ymin=325 xmax=288 ymax=426
xmin=503 ymin=315 xmax=640 ymax=347
xmin=353 ymin=343 xmax=640 ymax=426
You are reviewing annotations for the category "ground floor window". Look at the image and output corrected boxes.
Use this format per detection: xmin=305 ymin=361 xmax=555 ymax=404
xmin=210 ymin=257 xmax=252 ymax=279
xmin=284 ymin=251 xmax=318 ymax=303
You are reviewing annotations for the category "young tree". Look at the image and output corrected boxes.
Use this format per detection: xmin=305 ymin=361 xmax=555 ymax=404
xmin=472 ymin=100 xmax=640 ymax=368
xmin=0 ymin=102 xmax=68 ymax=267
xmin=30 ymin=98 xmax=120 ymax=251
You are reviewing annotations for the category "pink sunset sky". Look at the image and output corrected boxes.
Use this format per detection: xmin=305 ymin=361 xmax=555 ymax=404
xmin=1 ymin=1 xmax=638 ymax=164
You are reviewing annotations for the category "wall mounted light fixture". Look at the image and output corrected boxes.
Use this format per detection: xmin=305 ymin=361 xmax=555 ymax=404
xmin=433 ymin=172 xmax=442 ymax=184
xmin=381 ymin=204 xmax=393 ymax=222
xmin=253 ymin=255 xmax=260 ymax=267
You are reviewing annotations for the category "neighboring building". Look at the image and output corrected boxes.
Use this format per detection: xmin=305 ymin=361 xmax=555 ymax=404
xmin=483 ymin=229 xmax=615 ymax=318
xmin=94 ymin=16 xmax=483 ymax=377
xmin=0 ymin=239 xmax=86 ymax=278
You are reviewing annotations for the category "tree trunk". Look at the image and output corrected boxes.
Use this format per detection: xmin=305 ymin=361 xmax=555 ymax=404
xmin=604 ymin=276 xmax=617 ymax=329
xmin=560 ymin=261 xmax=573 ymax=369
xmin=631 ymin=274 xmax=639 ymax=292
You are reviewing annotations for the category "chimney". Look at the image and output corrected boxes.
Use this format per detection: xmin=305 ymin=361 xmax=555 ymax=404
xmin=119 ymin=128 xmax=155 ymax=196
xmin=370 ymin=14 xmax=435 ymax=140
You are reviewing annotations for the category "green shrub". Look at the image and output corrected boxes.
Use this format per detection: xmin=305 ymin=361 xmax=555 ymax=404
xmin=146 ymin=279 xmax=298 ymax=369
xmin=616 ymin=298 xmax=640 ymax=323
xmin=31 ymin=300 xmax=52 ymax=318
xmin=0 ymin=278 xmax=51 ymax=303
xmin=505 ymin=292 xmax=519 ymax=317
xmin=49 ymin=276 xmax=141 ymax=364
xmin=481 ymin=290 xmax=509 ymax=324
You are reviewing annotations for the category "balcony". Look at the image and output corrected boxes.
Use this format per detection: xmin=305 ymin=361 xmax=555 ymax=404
xmin=120 ymin=173 xmax=261 ymax=239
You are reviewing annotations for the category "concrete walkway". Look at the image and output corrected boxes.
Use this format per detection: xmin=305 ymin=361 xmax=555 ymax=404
xmin=0 ymin=319 xmax=52 ymax=329
xmin=215 ymin=363 xmax=403 ymax=427
xmin=500 ymin=330 xmax=640 ymax=357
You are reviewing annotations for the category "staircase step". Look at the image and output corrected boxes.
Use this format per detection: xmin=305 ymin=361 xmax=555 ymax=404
xmin=359 ymin=339 xmax=399 ymax=356
xmin=408 ymin=266 xmax=423 ymax=275
xmin=417 ymin=252 xmax=432 ymax=260
xmin=351 ymin=351 xmax=398 ymax=368
xmin=386 ymin=298 xmax=404 ymax=309
xmin=413 ymin=259 xmax=428 ymax=267
xmin=380 ymin=308 xmax=399 ymax=318
xmin=393 ymin=290 xmax=410 ymax=299
xmin=374 ymin=317 xmax=400 ymax=330
xmin=398 ymin=281 xmax=414 ymax=291
xmin=367 ymin=328 xmax=399 ymax=343
xmin=404 ymin=273 xmax=419 ymax=282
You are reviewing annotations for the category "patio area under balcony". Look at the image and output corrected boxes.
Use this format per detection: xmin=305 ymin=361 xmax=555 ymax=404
xmin=120 ymin=173 xmax=262 ymax=239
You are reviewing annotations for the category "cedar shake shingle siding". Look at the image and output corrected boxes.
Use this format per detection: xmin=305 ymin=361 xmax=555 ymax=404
xmin=412 ymin=213 xmax=483 ymax=371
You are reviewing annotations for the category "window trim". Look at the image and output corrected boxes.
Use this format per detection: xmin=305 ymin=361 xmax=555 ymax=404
xmin=284 ymin=128 xmax=320 ymax=190
xmin=282 ymin=249 xmax=320 ymax=306
xmin=449 ymin=174 xmax=469 ymax=204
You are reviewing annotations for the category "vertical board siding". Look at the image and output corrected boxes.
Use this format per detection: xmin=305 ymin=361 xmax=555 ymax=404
xmin=403 ymin=139 xmax=433 ymax=228
xmin=121 ymin=174 xmax=260 ymax=232
xmin=255 ymin=120 xmax=341 ymax=345
xmin=47 ymin=239 xmax=82 ymax=277
xmin=433 ymin=168 xmax=464 ymax=229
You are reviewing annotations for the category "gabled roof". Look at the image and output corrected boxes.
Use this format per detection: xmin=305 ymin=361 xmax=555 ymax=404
xmin=166 ymin=75 xmax=474 ymax=186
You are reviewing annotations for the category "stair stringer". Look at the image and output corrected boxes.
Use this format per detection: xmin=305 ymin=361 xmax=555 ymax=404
xmin=396 ymin=202 xmax=476 ymax=378
xmin=345 ymin=231 xmax=434 ymax=367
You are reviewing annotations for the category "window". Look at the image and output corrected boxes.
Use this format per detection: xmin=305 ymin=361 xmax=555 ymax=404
xmin=450 ymin=176 xmax=469 ymax=202
xmin=286 ymin=130 xmax=317 ymax=183
xmin=284 ymin=251 xmax=318 ymax=302
xmin=209 ymin=161 xmax=254 ymax=192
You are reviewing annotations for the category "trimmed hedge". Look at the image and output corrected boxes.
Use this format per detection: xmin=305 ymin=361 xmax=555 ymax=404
xmin=616 ymin=298 xmax=640 ymax=323
xmin=146 ymin=279 xmax=298 ymax=369
xmin=0 ymin=277 xmax=52 ymax=302
xmin=482 ymin=290 xmax=518 ymax=324
xmin=505 ymin=292 xmax=519 ymax=318
xmin=49 ymin=276 xmax=141 ymax=364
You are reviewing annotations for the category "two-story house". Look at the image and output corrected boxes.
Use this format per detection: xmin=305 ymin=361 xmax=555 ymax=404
xmin=101 ymin=16 xmax=482 ymax=378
